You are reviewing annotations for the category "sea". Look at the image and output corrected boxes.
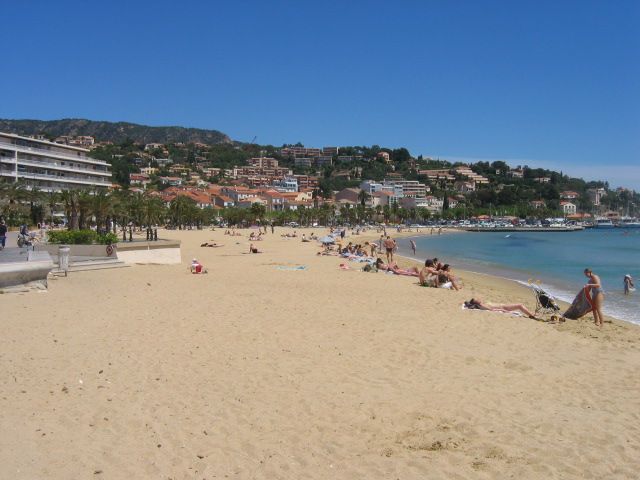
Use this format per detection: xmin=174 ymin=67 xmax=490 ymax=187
xmin=398 ymin=228 xmax=640 ymax=325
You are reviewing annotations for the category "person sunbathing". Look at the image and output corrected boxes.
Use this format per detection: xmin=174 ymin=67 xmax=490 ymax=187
xmin=419 ymin=259 xmax=440 ymax=287
xmin=200 ymin=242 xmax=224 ymax=247
xmin=249 ymin=243 xmax=262 ymax=254
xmin=465 ymin=297 xmax=538 ymax=319
xmin=389 ymin=263 xmax=420 ymax=276
xmin=374 ymin=258 xmax=417 ymax=276
xmin=439 ymin=264 xmax=462 ymax=290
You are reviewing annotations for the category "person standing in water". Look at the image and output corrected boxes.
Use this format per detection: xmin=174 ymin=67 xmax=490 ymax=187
xmin=409 ymin=239 xmax=416 ymax=256
xmin=584 ymin=268 xmax=605 ymax=327
xmin=624 ymin=274 xmax=634 ymax=295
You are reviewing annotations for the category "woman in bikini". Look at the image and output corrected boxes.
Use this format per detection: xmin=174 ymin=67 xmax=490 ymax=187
xmin=584 ymin=268 xmax=605 ymax=326
xmin=467 ymin=297 xmax=538 ymax=319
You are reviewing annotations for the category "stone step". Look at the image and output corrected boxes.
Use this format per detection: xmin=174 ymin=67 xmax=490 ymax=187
xmin=51 ymin=259 xmax=129 ymax=273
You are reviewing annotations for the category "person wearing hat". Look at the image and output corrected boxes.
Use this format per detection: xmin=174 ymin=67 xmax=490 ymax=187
xmin=190 ymin=258 xmax=206 ymax=274
xmin=624 ymin=274 xmax=634 ymax=295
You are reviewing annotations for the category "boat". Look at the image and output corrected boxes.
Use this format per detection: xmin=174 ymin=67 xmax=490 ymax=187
xmin=594 ymin=217 xmax=615 ymax=229
xmin=618 ymin=217 xmax=640 ymax=228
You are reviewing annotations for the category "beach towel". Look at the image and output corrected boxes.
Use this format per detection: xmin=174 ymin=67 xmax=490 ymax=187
xmin=563 ymin=287 xmax=594 ymax=319
xmin=461 ymin=303 xmax=523 ymax=317
xmin=276 ymin=265 xmax=308 ymax=271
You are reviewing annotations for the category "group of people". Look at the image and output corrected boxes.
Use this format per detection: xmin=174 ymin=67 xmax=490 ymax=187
xmin=418 ymin=258 xmax=462 ymax=290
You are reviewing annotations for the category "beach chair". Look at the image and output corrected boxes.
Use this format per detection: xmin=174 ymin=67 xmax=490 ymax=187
xmin=530 ymin=283 xmax=561 ymax=317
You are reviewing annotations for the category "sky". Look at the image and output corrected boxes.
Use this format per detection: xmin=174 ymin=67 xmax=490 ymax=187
xmin=2 ymin=0 xmax=639 ymax=188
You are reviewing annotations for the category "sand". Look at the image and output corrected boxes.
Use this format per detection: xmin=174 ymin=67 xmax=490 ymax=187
xmin=1 ymin=227 xmax=639 ymax=479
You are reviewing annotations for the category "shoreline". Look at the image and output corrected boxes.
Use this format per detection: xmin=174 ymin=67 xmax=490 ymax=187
xmin=388 ymin=230 xmax=635 ymax=325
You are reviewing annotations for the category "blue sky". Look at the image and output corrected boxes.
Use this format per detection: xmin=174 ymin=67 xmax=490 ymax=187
xmin=2 ymin=0 xmax=639 ymax=188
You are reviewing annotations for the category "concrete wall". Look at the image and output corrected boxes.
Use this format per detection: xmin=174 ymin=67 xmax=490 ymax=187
xmin=0 ymin=252 xmax=54 ymax=290
xmin=36 ymin=244 xmax=117 ymax=259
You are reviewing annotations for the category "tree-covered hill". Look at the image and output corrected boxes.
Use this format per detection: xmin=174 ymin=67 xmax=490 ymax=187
xmin=0 ymin=118 xmax=231 ymax=145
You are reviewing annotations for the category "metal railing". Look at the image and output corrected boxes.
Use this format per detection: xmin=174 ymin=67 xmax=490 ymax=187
xmin=0 ymin=141 xmax=109 ymax=167
xmin=11 ymin=156 xmax=111 ymax=177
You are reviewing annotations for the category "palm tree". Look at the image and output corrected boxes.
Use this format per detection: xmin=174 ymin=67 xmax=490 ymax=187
xmin=142 ymin=194 xmax=165 ymax=227
xmin=77 ymin=190 xmax=93 ymax=229
xmin=92 ymin=190 xmax=112 ymax=232
xmin=0 ymin=180 xmax=28 ymax=226
xmin=59 ymin=190 xmax=80 ymax=230
xmin=169 ymin=195 xmax=198 ymax=229
xmin=375 ymin=204 xmax=382 ymax=222
xmin=382 ymin=204 xmax=391 ymax=223
xmin=391 ymin=202 xmax=399 ymax=223
xmin=357 ymin=189 xmax=370 ymax=207
xmin=46 ymin=191 xmax=59 ymax=227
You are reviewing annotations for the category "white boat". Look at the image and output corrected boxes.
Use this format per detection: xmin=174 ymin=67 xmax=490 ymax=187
xmin=618 ymin=217 xmax=640 ymax=228
xmin=594 ymin=217 xmax=615 ymax=229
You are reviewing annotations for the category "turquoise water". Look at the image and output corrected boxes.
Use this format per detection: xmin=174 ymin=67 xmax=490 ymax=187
xmin=401 ymin=229 xmax=640 ymax=324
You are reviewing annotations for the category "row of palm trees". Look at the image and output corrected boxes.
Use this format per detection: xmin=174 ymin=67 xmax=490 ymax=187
xmin=1 ymin=181 xmax=445 ymax=232
xmin=0 ymin=182 xmax=203 ymax=231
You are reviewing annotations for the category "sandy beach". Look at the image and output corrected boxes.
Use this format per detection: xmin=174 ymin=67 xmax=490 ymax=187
xmin=1 ymin=227 xmax=639 ymax=479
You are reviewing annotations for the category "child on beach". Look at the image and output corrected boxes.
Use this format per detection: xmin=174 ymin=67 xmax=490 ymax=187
xmin=190 ymin=258 xmax=207 ymax=274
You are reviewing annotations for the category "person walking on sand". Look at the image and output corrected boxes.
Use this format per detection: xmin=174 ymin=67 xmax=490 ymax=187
xmin=383 ymin=235 xmax=397 ymax=264
xmin=624 ymin=274 xmax=635 ymax=295
xmin=584 ymin=268 xmax=605 ymax=327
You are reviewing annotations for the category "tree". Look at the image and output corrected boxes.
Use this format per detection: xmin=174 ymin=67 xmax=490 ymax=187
xmin=77 ymin=190 xmax=93 ymax=229
xmin=357 ymin=189 xmax=370 ymax=207
xmin=169 ymin=195 xmax=199 ymax=229
xmin=250 ymin=202 xmax=267 ymax=223
xmin=59 ymin=190 xmax=80 ymax=230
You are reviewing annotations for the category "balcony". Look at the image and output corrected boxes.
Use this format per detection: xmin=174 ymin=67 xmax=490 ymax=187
xmin=7 ymin=156 xmax=111 ymax=177
xmin=0 ymin=140 xmax=109 ymax=167
xmin=13 ymin=170 xmax=112 ymax=187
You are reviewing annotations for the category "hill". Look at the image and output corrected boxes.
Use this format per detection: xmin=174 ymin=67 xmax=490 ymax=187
xmin=0 ymin=118 xmax=231 ymax=145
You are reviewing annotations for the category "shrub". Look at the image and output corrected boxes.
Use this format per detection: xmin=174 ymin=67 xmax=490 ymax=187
xmin=47 ymin=229 xmax=101 ymax=245
xmin=96 ymin=232 xmax=118 ymax=245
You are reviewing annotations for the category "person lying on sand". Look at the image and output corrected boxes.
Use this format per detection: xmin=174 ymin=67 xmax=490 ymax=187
xmin=249 ymin=243 xmax=262 ymax=254
xmin=200 ymin=242 xmax=224 ymax=247
xmin=465 ymin=297 xmax=538 ymax=319
xmin=419 ymin=259 xmax=440 ymax=287
xmin=375 ymin=258 xmax=420 ymax=276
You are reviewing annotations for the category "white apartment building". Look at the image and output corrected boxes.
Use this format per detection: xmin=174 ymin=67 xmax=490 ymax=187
xmin=383 ymin=179 xmax=429 ymax=198
xmin=273 ymin=177 xmax=299 ymax=193
xmin=360 ymin=180 xmax=383 ymax=194
xmin=587 ymin=187 xmax=606 ymax=206
xmin=561 ymin=201 xmax=577 ymax=215
xmin=0 ymin=132 xmax=111 ymax=192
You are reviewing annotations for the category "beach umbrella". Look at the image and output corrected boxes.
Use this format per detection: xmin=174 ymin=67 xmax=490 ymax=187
xmin=319 ymin=236 xmax=335 ymax=244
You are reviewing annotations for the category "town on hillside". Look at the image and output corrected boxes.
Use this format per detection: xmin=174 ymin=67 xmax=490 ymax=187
xmin=1 ymin=130 xmax=638 ymax=227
